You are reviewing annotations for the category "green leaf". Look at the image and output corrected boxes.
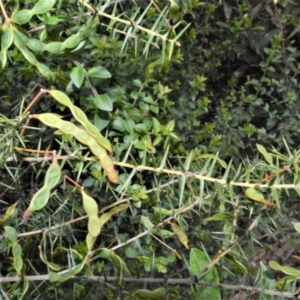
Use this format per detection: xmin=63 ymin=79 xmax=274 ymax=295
xmin=125 ymin=247 xmax=138 ymax=258
xmin=94 ymin=114 xmax=109 ymax=131
xmin=165 ymin=119 xmax=175 ymax=133
xmin=223 ymin=4 xmax=232 ymax=19
xmin=204 ymin=212 xmax=233 ymax=221
xmin=87 ymin=66 xmax=112 ymax=78
xmin=134 ymin=123 xmax=149 ymax=134
xmin=152 ymin=117 xmax=161 ymax=134
xmin=70 ymin=66 xmax=85 ymax=88
xmin=111 ymin=118 xmax=126 ymax=132
xmin=94 ymin=94 xmax=113 ymax=111
xmin=125 ymin=118 xmax=135 ymax=132
xmin=32 ymin=0 xmax=56 ymax=14
xmin=190 ymin=248 xmax=220 ymax=300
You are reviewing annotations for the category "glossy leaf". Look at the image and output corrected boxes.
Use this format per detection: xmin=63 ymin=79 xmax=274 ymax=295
xmin=70 ymin=66 xmax=85 ymax=88
xmin=94 ymin=94 xmax=114 ymax=112
xmin=87 ymin=66 xmax=112 ymax=78
xmin=190 ymin=248 xmax=220 ymax=299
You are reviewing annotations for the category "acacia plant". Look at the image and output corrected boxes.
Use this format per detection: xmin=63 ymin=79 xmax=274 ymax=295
xmin=0 ymin=1 xmax=300 ymax=299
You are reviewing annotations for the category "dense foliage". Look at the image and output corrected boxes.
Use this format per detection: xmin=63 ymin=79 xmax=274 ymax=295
xmin=1 ymin=0 xmax=300 ymax=299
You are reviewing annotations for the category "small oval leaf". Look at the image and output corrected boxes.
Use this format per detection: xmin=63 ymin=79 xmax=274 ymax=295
xmin=88 ymin=66 xmax=111 ymax=78
xmin=70 ymin=66 xmax=85 ymax=88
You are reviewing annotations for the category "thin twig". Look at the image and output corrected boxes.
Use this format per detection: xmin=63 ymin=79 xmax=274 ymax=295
xmin=0 ymin=0 xmax=10 ymax=23
xmin=5 ymin=154 xmax=300 ymax=190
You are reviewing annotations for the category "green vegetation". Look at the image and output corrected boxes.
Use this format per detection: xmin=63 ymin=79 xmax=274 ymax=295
xmin=1 ymin=0 xmax=300 ymax=299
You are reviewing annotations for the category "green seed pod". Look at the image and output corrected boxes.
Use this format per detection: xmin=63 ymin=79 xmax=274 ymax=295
xmin=44 ymin=158 xmax=61 ymax=190
xmin=1 ymin=24 xmax=14 ymax=51
xmin=33 ymin=113 xmax=119 ymax=183
xmin=87 ymin=140 xmax=118 ymax=183
xmin=13 ymin=28 xmax=38 ymax=66
xmin=11 ymin=9 xmax=32 ymax=25
xmin=26 ymin=38 xmax=44 ymax=53
xmin=45 ymin=42 xmax=63 ymax=54
xmin=81 ymin=189 xmax=101 ymax=237
xmin=131 ymin=287 xmax=166 ymax=299
xmin=46 ymin=90 xmax=73 ymax=107
xmin=33 ymin=113 xmax=64 ymax=127
xmin=46 ymin=90 xmax=113 ymax=153
xmin=62 ymin=34 xmax=82 ymax=49
xmin=0 ymin=50 xmax=7 ymax=71
xmin=88 ymin=215 xmax=101 ymax=238
xmin=86 ymin=233 xmax=96 ymax=251
xmin=81 ymin=189 xmax=98 ymax=216
xmin=28 ymin=186 xmax=50 ymax=212
xmin=12 ymin=242 xmax=23 ymax=275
